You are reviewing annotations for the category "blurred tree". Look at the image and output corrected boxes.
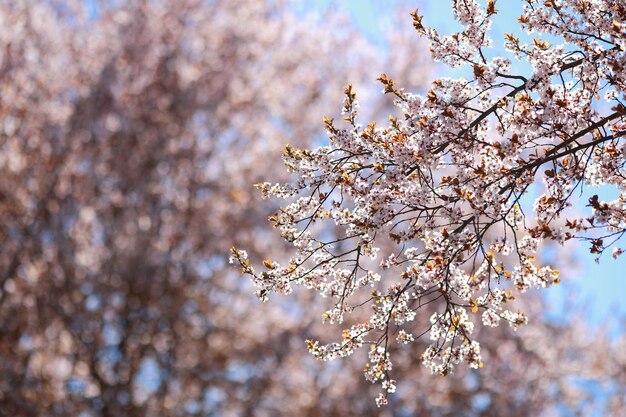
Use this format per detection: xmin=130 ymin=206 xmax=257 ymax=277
xmin=0 ymin=1 xmax=624 ymax=416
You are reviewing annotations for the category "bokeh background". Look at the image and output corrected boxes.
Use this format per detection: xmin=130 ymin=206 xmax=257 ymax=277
xmin=0 ymin=1 xmax=624 ymax=416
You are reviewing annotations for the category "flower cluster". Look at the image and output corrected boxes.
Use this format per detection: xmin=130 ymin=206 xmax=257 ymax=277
xmin=234 ymin=0 xmax=626 ymax=405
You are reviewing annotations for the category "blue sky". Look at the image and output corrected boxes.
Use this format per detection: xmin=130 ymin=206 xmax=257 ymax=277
xmin=313 ymin=0 xmax=626 ymax=326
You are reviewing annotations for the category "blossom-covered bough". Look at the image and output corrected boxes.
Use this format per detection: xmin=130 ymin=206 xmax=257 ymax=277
xmin=232 ymin=0 xmax=626 ymax=406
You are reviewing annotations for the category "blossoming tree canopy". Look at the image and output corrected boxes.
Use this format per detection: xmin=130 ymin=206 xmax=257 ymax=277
xmin=231 ymin=0 xmax=626 ymax=406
